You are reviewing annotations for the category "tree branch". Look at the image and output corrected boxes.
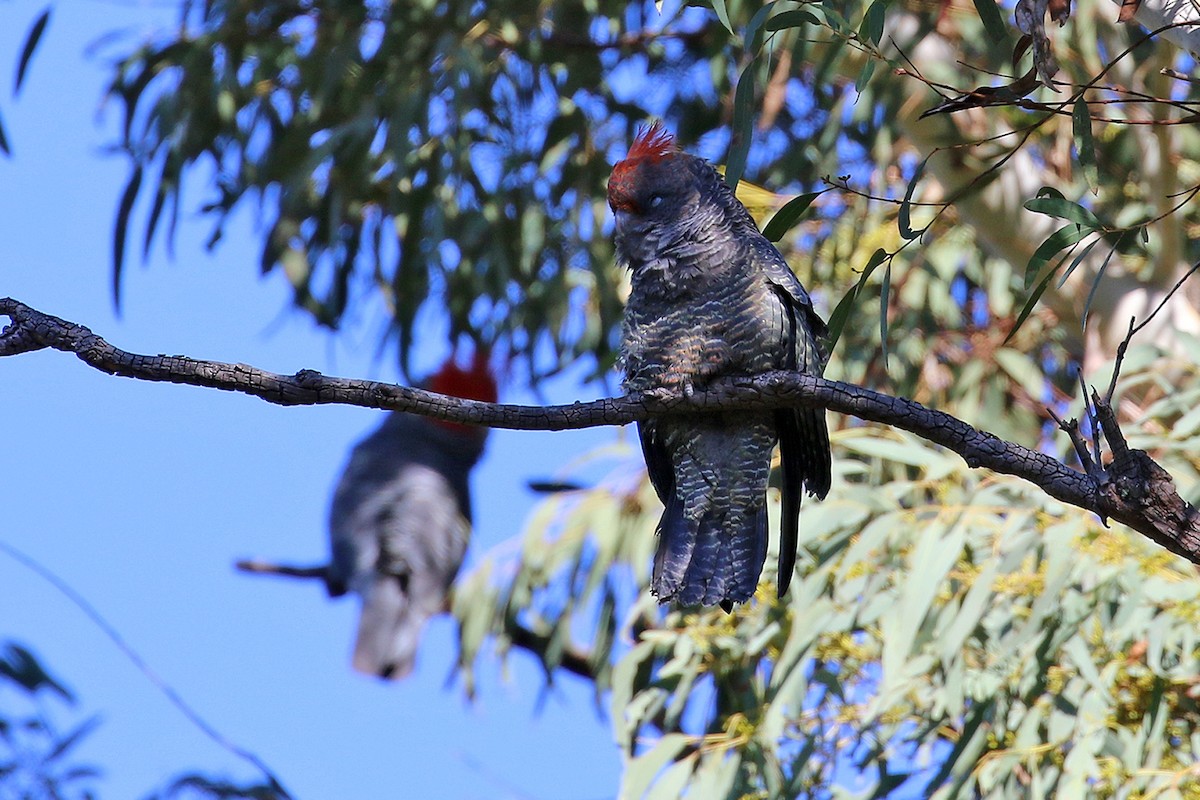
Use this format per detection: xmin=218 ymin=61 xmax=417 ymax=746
xmin=4 ymin=296 xmax=1199 ymax=566
xmin=231 ymin=558 xmax=598 ymax=681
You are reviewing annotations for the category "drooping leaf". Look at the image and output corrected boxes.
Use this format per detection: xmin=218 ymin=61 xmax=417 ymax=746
xmin=1022 ymin=223 xmax=1093 ymax=290
xmin=621 ymin=734 xmax=691 ymax=800
xmin=1023 ymin=196 xmax=1104 ymax=230
xmin=112 ymin=165 xmax=144 ymax=310
xmin=761 ymin=190 xmax=822 ymax=242
xmin=15 ymin=7 xmax=50 ymax=95
xmin=880 ymin=260 xmax=892 ymax=364
xmin=827 ymin=247 xmax=888 ymax=348
xmin=898 ymin=156 xmax=929 ymax=240
xmin=1072 ymin=98 xmax=1100 ymax=195
xmin=859 ymin=0 xmax=886 ymax=47
xmin=744 ymin=2 xmax=777 ymax=52
xmin=765 ymin=9 xmax=820 ymax=30
xmin=1081 ymin=233 xmax=1131 ymax=332
xmin=1008 ymin=255 xmax=1063 ymax=341
xmin=972 ymin=0 xmax=1008 ymax=42
xmin=1057 ymin=237 xmax=1100 ymax=288
xmin=711 ymin=0 xmax=735 ymax=35
xmin=724 ymin=57 xmax=758 ymax=189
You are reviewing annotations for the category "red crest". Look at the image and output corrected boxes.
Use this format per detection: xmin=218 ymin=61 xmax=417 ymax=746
xmin=609 ymin=121 xmax=678 ymax=209
xmin=625 ymin=121 xmax=676 ymax=162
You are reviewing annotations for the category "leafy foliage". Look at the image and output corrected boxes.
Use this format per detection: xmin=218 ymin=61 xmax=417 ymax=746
xmin=455 ymin=344 xmax=1200 ymax=795
xmin=109 ymin=1 xmax=728 ymax=378
xmin=0 ymin=5 xmax=52 ymax=156
xmin=38 ymin=0 xmax=1200 ymax=796
xmin=0 ymin=642 xmax=101 ymax=800
xmin=0 ymin=641 xmax=285 ymax=800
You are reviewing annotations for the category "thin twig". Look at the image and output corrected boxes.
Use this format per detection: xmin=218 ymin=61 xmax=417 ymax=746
xmin=0 ymin=539 xmax=291 ymax=797
xmin=1129 ymin=259 xmax=1200 ymax=341
xmin=233 ymin=559 xmax=598 ymax=680
xmin=1161 ymin=68 xmax=1200 ymax=86
xmin=1081 ymin=370 xmax=1104 ymax=477
xmin=1106 ymin=317 xmax=1138 ymax=405
xmin=234 ymin=559 xmax=328 ymax=581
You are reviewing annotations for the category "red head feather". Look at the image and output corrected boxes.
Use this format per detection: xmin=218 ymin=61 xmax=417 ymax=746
xmin=625 ymin=121 xmax=676 ymax=162
xmin=429 ymin=349 xmax=498 ymax=404
xmin=428 ymin=348 xmax=497 ymax=436
xmin=608 ymin=122 xmax=679 ymax=211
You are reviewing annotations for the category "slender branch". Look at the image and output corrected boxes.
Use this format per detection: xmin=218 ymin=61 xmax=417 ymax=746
xmin=0 ymin=539 xmax=291 ymax=797
xmin=4 ymin=296 xmax=1199 ymax=566
xmin=234 ymin=559 xmax=329 ymax=581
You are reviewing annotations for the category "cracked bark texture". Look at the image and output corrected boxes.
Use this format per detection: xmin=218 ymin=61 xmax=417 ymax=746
xmin=4 ymin=295 xmax=1199 ymax=566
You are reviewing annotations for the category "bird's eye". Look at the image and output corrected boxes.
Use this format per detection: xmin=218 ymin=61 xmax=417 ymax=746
xmin=648 ymin=194 xmax=664 ymax=208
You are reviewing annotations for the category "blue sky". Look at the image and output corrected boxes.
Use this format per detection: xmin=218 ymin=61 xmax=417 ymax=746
xmin=1 ymin=3 xmax=624 ymax=797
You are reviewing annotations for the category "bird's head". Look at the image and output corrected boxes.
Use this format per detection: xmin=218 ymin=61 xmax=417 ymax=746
xmin=428 ymin=348 xmax=497 ymax=439
xmin=607 ymin=122 xmax=698 ymax=238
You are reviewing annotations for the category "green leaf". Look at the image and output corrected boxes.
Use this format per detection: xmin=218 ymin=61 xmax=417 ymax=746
xmin=1023 ymin=196 xmax=1103 ymax=230
xmin=839 ymin=435 xmax=943 ymax=468
xmin=1082 ymin=233 xmax=1129 ymax=332
xmin=765 ymin=9 xmax=821 ymax=30
xmin=855 ymin=58 xmax=877 ymax=92
xmin=15 ymin=7 xmax=51 ymax=95
xmin=622 ymin=734 xmax=691 ymax=800
xmin=939 ymin=558 xmax=1000 ymax=662
xmin=611 ymin=639 xmax=657 ymax=752
xmin=761 ymin=191 xmax=822 ymax=242
xmin=112 ymin=165 xmax=144 ymax=310
xmin=725 ymin=58 xmax=758 ymax=189
xmin=887 ymin=525 xmax=963 ymax=690
xmin=745 ymin=2 xmax=777 ymax=52
xmin=0 ymin=643 xmax=73 ymax=700
xmin=859 ymin=1 xmax=886 ymax=47
xmin=880 ymin=260 xmax=892 ymax=364
xmin=927 ymin=699 xmax=995 ymax=792
xmin=827 ymin=248 xmax=887 ymax=348
xmin=972 ymin=0 xmax=1007 ymax=42
xmin=1007 ymin=255 xmax=1061 ymax=342
xmin=1072 ymin=98 xmax=1099 ymax=195
xmin=898 ymin=156 xmax=929 ymax=240
xmin=1057 ymin=237 xmax=1099 ymax=288
xmin=711 ymin=0 xmax=735 ymax=35
xmin=646 ymin=755 xmax=697 ymax=800
xmin=1022 ymin=223 xmax=1092 ymax=290
xmin=692 ymin=752 xmax=741 ymax=800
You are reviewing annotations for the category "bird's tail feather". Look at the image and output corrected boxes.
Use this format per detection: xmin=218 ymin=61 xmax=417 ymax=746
xmin=651 ymin=494 xmax=692 ymax=600
xmin=351 ymin=576 xmax=421 ymax=680
xmin=652 ymin=501 xmax=768 ymax=608
xmin=799 ymin=408 xmax=832 ymax=499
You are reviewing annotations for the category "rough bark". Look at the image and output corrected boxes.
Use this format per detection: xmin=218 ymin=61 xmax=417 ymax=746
xmin=4 ymin=295 xmax=1199 ymax=566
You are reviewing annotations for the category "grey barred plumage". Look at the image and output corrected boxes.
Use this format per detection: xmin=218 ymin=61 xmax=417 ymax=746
xmin=327 ymin=357 xmax=494 ymax=679
xmin=610 ymin=123 xmax=831 ymax=609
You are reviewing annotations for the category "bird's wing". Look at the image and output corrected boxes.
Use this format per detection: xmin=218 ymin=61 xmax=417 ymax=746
xmin=754 ymin=238 xmax=829 ymax=354
xmin=756 ymin=240 xmax=832 ymax=597
xmin=639 ymin=420 xmax=675 ymax=505
xmin=352 ymin=464 xmax=470 ymax=679
xmin=327 ymin=427 xmax=395 ymax=596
